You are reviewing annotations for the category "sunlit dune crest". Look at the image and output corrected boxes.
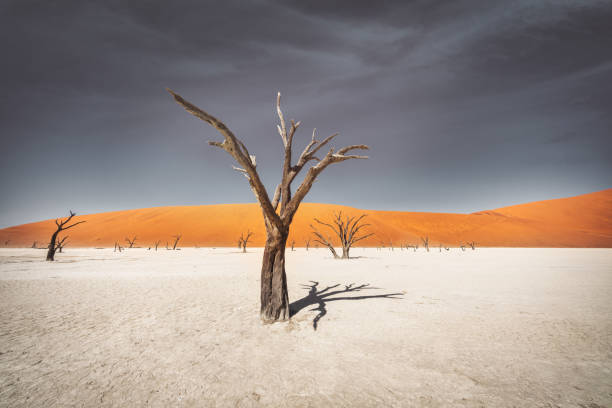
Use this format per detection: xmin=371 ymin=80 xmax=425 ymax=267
xmin=1 ymin=189 xmax=610 ymax=248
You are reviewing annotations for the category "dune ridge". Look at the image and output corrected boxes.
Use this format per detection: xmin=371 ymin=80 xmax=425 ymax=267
xmin=1 ymin=189 xmax=611 ymax=248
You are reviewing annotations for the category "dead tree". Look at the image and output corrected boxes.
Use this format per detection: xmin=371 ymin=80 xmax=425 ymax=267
xmin=4 ymin=240 xmax=9 ymax=246
xmin=305 ymin=238 xmax=311 ymax=251
xmin=467 ymin=241 xmax=476 ymax=250
xmin=439 ymin=243 xmax=442 ymax=252
xmin=114 ymin=241 xmax=124 ymax=252
xmin=31 ymin=241 xmax=38 ymax=249
xmin=125 ymin=236 xmax=137 ymax=248
xmin=154 ymin=240 xmax=161 ymax=251
xmin=291 ymin=240 xmax=295 ymax=251
xmin=171 ymin=234 xmax=182 ymax=250
xmin=169 ymin=89 xmax=368 ymax=322
xmin=311 ymin=212 xmax=373 ymax=259
xmin=56 ymin=236 xmax=68 ymax=253
xmin=239 ymin=230 xmax=253 ymax=253
xmin=421 ymin=236 xmax=430 ymax=252
xmin=460 ymin=243 xmax=466 ymax=251
xmin=46 ymin=211 xmax=85 ymax=261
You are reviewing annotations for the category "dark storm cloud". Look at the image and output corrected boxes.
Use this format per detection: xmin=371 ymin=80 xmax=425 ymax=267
xmin=0 ymin=0 xmax=611 ymax=227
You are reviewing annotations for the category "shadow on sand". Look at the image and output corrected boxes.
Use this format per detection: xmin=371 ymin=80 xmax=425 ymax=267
xmin=289 ymin=281 xmax=403 ymax=330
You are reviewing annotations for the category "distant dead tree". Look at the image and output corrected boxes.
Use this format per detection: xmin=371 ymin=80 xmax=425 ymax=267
xmin=31 ymin=241 xmax=38 ymax=249
xmin=311 ymin=212 xmax=373 ymax=259
xmin=125 ymin=236 xmax=137 ymax=248
xmin=46 ymin=211 xmax=86 ymax=261
xmin=439 ymin=243 xmax=442 ymax=252
xmin=169 ymin=89 xmax=368 ymax=322
xmin=389 ymin=241 xmax=393 ymax=251
xmin=165 ymin=241 xmax=170 ymax=250
xmin=154 ymin=240 xmax=161 ymax=251
xmin=421 ymin=236 xmax=430 ymax=252
xmin=467 ymin=241 xmax=476 ymax=250
xmin=239 ymin=230 xmax=253 ymax=253
xmin=4 ymin=239 xmax=9 ymax=246
xmin=114 ymin=241 xmax=123 ymax=252
xmin=291 ymin=240 xmax=295 ymax=251
xmin=305 ymin=238 xmax=311 ymax=251
xmin=55 ymin=236 xmax=68 ymax=253
xmin=171 ymin=234 xmax=182 ymax=250
xmin=460 ymin=243 xmax=466 ymax=251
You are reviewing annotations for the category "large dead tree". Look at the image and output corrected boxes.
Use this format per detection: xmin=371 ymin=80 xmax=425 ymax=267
xmin=311 ymin=212 xmax=373 ymax=259
xmin=168 ymin=89 xmax=368 ymax=322
xmin=239 ymin=230 xmax=253 ymax=253
xmin=46 ymin=211 xmax=85 ymax=261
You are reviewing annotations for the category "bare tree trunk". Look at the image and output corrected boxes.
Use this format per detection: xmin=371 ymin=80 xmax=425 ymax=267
xmin=342 ymin=245 xmax=350 ymax=259
xmin=260 ymin=230 xmax=290 ymax=322
xmin=46 ymin=231 xmax=59 ymax=261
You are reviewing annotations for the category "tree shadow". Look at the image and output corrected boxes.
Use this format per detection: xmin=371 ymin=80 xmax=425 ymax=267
xmin=289 ymin=281 xmax=403 ymax=330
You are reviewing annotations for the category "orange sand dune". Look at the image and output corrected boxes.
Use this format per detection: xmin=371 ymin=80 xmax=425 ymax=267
xmin=1 ymin=189 xmax=611 ymax=248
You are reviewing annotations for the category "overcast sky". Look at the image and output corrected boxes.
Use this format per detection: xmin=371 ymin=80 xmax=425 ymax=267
xmin=0 ymin=0 xmax=611 ymax=227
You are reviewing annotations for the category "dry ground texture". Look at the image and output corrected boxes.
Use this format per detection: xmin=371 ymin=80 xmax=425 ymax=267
xmin=0 ymin=248 xmax=611 ymax=407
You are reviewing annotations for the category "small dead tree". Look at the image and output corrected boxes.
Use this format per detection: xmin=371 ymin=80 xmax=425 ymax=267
xmin=305 ymin=238 xmax=311 ymax=251
xmin=154 ymin=240 xmax=161 ymax=251
xmin=171 ymin=234 xmax=182 ymax=250
xmin=311 ymin=212 xmax=373 ymax=259
xmin=114 ymin=241 xmax=124 ymax=252
xmin=31 ymin=241 xmax=38 ymax=249
xmin=169 ymin=89 xmax=368 ymax=322
xmin=460 ymin=243 xmax=466 ymax=251
xmin=46 ymin=211 xmax=86 ymax=261
xmin=421 ymin=236 xmax=430 ymax=252
xmin=291 ymin=240 xmax=295 ymax=251
xmin=56 ymin=236 xmax=68 ymax=253
xmin=239 ymin=230 xmax=253 ymax=253
xmin=467 ymin=241 xmax=476 ymax=250
xmin=125 ymin=236 xmax=137 ymax=248
xmin=4 ymin=240 xmax=9 ymax=246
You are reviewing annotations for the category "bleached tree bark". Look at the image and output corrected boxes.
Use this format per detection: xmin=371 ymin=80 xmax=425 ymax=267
xmin=168 ymin=89 xmax=369 ymax=323
xmin=46 ymin=211 xmax=85 ymax=261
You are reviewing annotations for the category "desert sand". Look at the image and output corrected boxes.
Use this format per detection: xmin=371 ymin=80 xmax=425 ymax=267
xmin=1 ymin=247 xmax=611 ymax=407
xmin=1 ymin=189 xmax=611 ymax=249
